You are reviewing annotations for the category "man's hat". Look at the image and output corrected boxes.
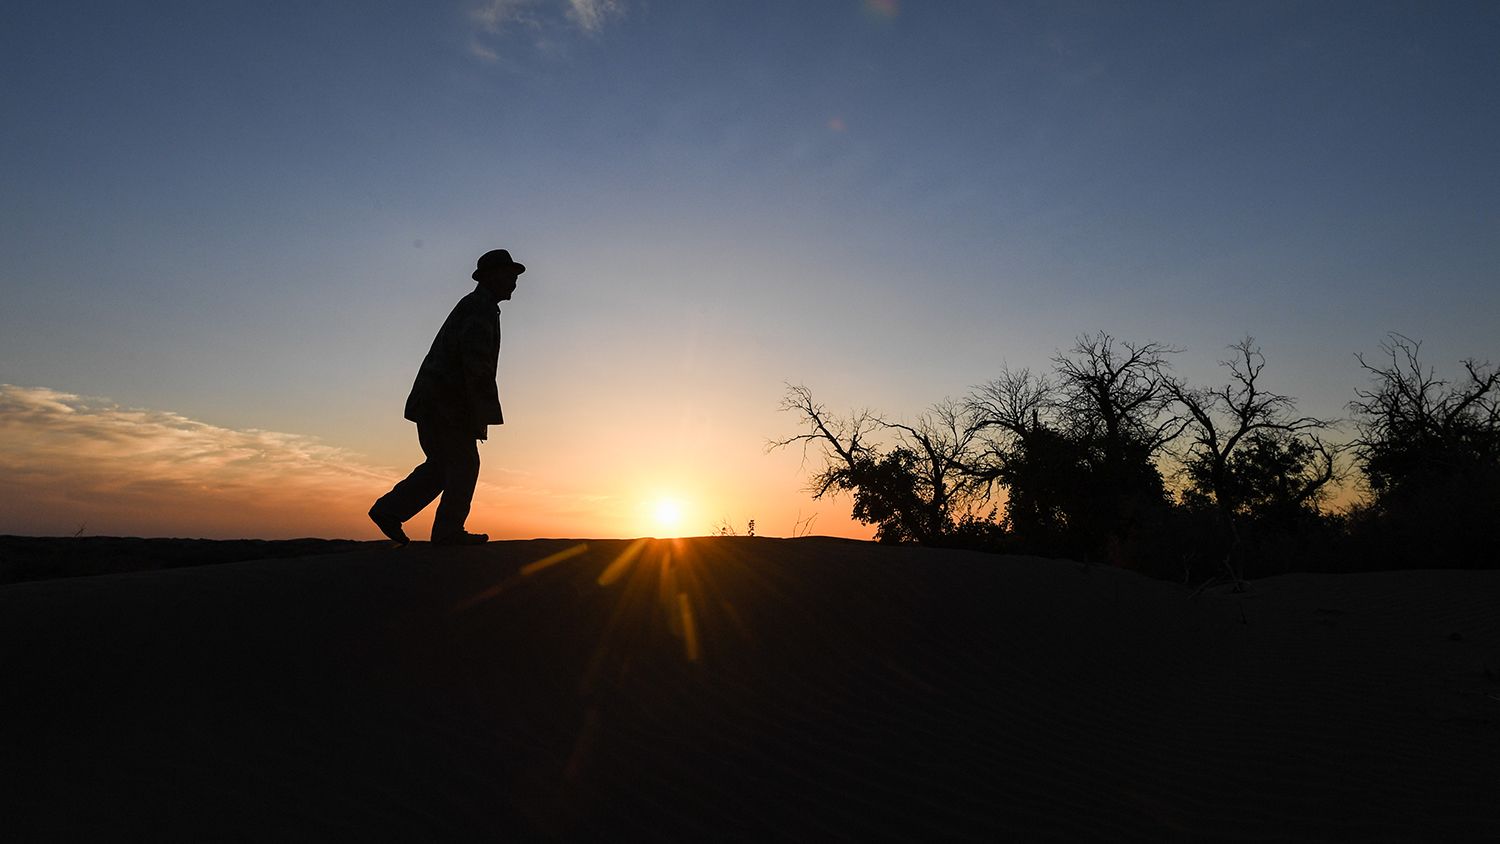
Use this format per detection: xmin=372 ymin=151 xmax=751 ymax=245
xmin=473 ymin=249 xmax=526 ymax=281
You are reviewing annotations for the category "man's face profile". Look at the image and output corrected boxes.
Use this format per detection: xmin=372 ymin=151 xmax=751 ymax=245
xmin=482 ymin=271 xmax=519 ymax=301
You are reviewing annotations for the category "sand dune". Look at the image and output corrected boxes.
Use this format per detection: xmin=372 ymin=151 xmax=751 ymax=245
xmin=3 ymin=537 xmax=1497 ymax=840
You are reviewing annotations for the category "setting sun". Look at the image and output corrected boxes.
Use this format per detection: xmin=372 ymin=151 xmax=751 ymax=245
xmin=652 ymin=498 xmax=684 ymax=534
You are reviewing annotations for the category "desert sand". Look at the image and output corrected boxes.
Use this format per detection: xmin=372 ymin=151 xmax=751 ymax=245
xmin=2 ymin=537 xmax=1497 ymax=840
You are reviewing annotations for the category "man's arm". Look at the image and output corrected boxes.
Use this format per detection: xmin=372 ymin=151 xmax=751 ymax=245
xmin=458 ymin=311 xmax=501 ymax=439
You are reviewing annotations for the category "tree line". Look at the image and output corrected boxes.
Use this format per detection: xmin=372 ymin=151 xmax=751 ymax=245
xmin=772 ymin=333 xmax=1500 ymax=584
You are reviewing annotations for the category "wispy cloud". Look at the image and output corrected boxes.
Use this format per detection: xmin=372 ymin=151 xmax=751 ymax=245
xmin=470 ymin=40 xmax=501 ymax=62
xmin=565 ymin=0 xmax=624 ymax=33
xmin=472 ymin=0 xmax=536 ymax=33
xmin=0 ymin=386 xmax=587 ymax=539
xmin=468 ymin=0 xmax=625 ymax=61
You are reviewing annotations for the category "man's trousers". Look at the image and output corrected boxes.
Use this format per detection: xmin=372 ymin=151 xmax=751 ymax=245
xmin=371 ymin=420 xmax=480 ymax=538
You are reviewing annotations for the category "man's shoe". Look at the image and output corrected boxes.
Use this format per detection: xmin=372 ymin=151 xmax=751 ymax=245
xmin=432 ymin=530 xmax=489 ymax=546
xmin=368 ymin=508 xmax=410 ymax=546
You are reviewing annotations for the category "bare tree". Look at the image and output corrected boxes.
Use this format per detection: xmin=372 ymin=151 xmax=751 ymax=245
xmin=1344 ymin=334 xmax=1500 ymax=568
xmin=968 ymin=367 xmax=1054 ymax=438
xmin=1350 ymin=334 xmax=1500 ymax=501
xmin=1051 ymin=333 xmax=1183 ymax=563
xmin=1164 ymin=337 xmax=1338 ymax=584
xmin=881 ymin=397 xmax=989 ymax=538
xmin=771 ymin=385 xmax=985 ymax=544
xmin=963 ymin=339 xmax=1184 ymax=563
xmin=769 ymin=384 xmax=883 ymax=500
xmin=1053 ymin=332 xmax=1184 ymax=459
xmin=966 ymin=367 xmax=1055 ymax=487
xmin=1167 ymin=338 xmax=1337 ymax=512
xmin=965 ymin=367 xmax=1076 ymax=548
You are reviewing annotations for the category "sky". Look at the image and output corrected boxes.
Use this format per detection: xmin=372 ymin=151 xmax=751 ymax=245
xmin=2 ymin=1 xmax=1497 ymax=541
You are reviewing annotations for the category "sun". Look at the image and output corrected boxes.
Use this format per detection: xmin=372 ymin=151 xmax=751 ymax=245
xmin=652 ymin=497 xmax=684 ymax=534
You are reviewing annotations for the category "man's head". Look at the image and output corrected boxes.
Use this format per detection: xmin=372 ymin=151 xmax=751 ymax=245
xmin=472 ymin=249 xmax=525 ymax=301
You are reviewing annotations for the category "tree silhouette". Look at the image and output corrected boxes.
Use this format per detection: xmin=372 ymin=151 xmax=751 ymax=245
xmin=1351 ymin=334 xmax=1499 ymax=501
xmin=877 ymin=398 xmax=987 ymax=543
xmin=770 ymin=384 xmax=881 ymax=501
xmin=967 ymin=368 xmax=1080 ymax=555
xmin=771 ymin=385 xmax=984 ymax=544
xmin=774 ymin=331 xmax=1499 ymax=577
xmin=1348 ymin=335 xmax=1500 ymax=565
xmin=1164 ymin=337 xmax=1338 ymax=583
xmin=964 ymin=336 xmax=1182 ymax=565
xmin=1049 ymin=333 xmax=1181 ymax=565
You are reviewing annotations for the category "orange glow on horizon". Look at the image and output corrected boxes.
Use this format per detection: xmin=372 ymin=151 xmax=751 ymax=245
xmin=0 ymin=385 xmax=878 ymax=542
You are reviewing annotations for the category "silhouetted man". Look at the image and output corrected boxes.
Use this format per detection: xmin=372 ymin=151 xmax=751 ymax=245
xmin=368 ymin=249 xmax=524 ymax=546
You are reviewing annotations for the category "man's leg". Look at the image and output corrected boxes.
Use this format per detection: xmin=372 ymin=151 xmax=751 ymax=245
xmin=430 ymin=424 xmax=481 ymax=539
xmin=370 ymin=424 xmax=448 ymax=533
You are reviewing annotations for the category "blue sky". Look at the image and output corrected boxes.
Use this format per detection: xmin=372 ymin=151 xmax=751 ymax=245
xmin=2 ymin=1 xmax=1496 ymax=538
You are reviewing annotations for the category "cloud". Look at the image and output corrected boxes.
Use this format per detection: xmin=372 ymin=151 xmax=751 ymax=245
xmin=0 ymin=386 xmax=585 ymax=540
xmin=565 ymin=0 xmax=624 ymax=33
xmin=471 ymin=0 xmax=541 ymax=34
xmin=468 ymin=0 xmax=624 ymax=59
xmin=470 ymin=40 xmax=501 ymax=62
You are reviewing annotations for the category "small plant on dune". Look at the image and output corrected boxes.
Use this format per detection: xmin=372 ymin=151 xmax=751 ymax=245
xmin=711 ymin=518 xmax=757 ymax=537
xmin=790 ymin=511 xmax=817 ymax=538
